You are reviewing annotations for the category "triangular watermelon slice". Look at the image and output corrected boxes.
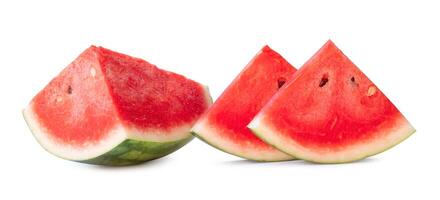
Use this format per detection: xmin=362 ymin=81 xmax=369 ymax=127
xmin=191 ymin=46 xmax=297 ymax=161
xmin=23 ymin=46 xmax=212 ymax=165
xmin=248 ymin=40 xmax=415 ymax=163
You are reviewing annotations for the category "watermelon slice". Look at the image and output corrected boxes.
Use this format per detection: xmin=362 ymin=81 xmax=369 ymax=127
xmin=23 ymin=46 xmax=212 ymax=166
xmin=248 ymin=40 xmax=415 ymax=163
xmin=191 ymin=46 xmax=297 ymax=161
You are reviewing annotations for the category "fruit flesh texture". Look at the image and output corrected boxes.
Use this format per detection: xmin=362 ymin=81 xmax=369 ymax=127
xmin=98 ymin=47 xmax=209 ymax=132
xmin=31 ymin=46 xmax=209 ymax=146
xmin=26 ymin=46 xmax=211 ymax=165
xmin=32 ymin=47 xmax=119 ymax=146
xmin=250 ymin=41 xmax=414 ymax=162
xmin=192 ymin=46 xmax=296 ymax=160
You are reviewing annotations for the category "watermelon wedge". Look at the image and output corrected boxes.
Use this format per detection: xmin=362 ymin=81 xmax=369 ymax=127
xmin=191 ymin=46 xmax=297 ymax=161
xmin=23 ymin=46 xmax=212 ymax=166
xmin=248 ymin=40 xmax=415 ymax=163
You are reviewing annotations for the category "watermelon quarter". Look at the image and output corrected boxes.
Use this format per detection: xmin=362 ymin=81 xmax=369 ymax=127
xmin=191 ymin=46 xmax=297 ymax=161
xmin=23 ymin=46 xmax=212 ymax=166
xmin=248 ymin=40 xmax=415 ymax=163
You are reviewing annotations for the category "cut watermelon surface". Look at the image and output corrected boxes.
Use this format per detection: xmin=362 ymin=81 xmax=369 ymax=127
xmin=23 ymin=46 xmax=212 ymax=165
xmin=248 ymin=41 xmax=415 ymax=163
xmin=191 ymin=46 xmax=297 ymax=161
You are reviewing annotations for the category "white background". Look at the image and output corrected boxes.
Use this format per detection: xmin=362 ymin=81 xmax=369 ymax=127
xmin=0 ymin=0 xmax=438 ymax=199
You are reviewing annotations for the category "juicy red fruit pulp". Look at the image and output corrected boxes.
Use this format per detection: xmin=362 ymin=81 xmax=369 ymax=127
xmin=205 ymin=46 xmax=296 ymax=148
xmin=33 ymin=48 xmax=119 ymax=146
xmin=263 ymin=41 xmax=406 ymax=151
xmin=98 ymin=47 xmax=209 ymax=131
xmin=32 ymin=46 xmax=209 ymax=146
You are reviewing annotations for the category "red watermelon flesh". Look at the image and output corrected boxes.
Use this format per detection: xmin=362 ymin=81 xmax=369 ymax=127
xmin=248 ymin=40 xmax=415 ymax=163
xmin=191 ymin=46 xmax=296 ymax=161
xmin=23 ymin=46 xmax=212 ymax=165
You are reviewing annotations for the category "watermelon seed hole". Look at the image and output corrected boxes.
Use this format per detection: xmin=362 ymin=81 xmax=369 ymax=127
xmin=319 ymin=74 xmax=329 ymax=87
xmin=350 ymin=76 xmax=359 ymax=87
xmin=67 ymin=86 xmax=73 ymax=94
xmin=277 ymin=78 xmax=287 ymax=89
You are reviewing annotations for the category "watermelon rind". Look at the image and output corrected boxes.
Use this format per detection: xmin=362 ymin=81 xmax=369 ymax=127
xmin=191 ymin=118 xmax=293 ymax=162
xmin=80 ymin=137 xmax=193 ymax=166
xmin=248 ymin=115 xmax=415 ymax=163
xmin=23 ymin=86 xmax=211 ymax=166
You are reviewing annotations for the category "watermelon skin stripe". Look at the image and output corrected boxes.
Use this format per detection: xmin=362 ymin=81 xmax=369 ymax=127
xmin=23 ymin=89 xmax=210 ymax=165
xmin=80 ymin=137 xmax=193 ymax=166
xmin=23 ymin=106 xmax=194 ymax=166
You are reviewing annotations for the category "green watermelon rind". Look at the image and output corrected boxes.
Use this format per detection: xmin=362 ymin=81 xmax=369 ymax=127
xmin=248 ymin=116 xmax=416 ymax=164
xmin=23 ymin=85 xmax=212 ymax=166
xmin=79 ymin=137 xmax=193 ymax=166
xmin=23 ymin=107 xmax=194 ymax=166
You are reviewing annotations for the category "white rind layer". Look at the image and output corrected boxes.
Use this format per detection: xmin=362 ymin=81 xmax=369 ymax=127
xmin=127 ymin=124 xmax=194 ymax=142
xmin=23 ymin=103 xmax=198 ymax=161
xmin=191 ymin=118 xmax=293 ymax=161
xmin=23 ymin=105 xmax=126 ymax=160
xmin=23 ymin=85 xmax=211 ymax=161
xmin=248 ymin=115 xmax=415 ymax=163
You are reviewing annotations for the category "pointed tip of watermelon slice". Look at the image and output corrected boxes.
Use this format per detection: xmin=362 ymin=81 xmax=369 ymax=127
xmin=261 ymin=45 xmax=272 ymax=52
xmin=321 ymin=39 xmax=343 ymax=54
xmin=325 ymin=39 xmax=335 ymax=45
